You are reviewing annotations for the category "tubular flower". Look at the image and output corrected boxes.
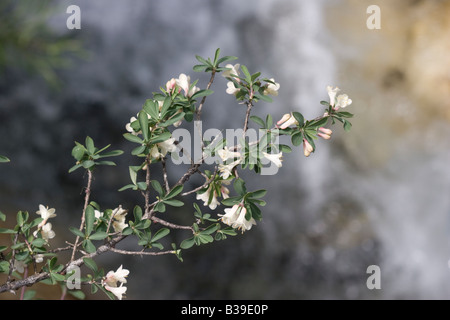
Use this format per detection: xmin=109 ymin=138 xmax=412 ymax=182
xmin=226 ymin=81 xmax=240 ymax=95
xmin=218 ymin=159 xmax=241 ymax=179
xmin=219 ymin=204 xmax=256 ymax=233
xmin=263 ymin=78 xmax=280 ymax=96
xmin=112 ymin=206 xmax=128 ymax=233
xmin=36 ymin=204 xmax=56 ymax=228
xmin=196 ymin=180 xmax=230 ymax=210
xmin=327 ymin=86 xmax=340 ymax=107
xmin=303 ymin=139 xmax=314 ymax=157
xmin=262 ymin=152 xmax=283 ymax=168
xmin=175 ymin=73 xmax=199 ymax=98
xmin=334 ymin=94 xmax=352 ymax=110
xmin=276 ymin=113 xmax=299 ymax=129
xmin=102 ymin=265 xmax=130 ymax=300
xmin=165 ymin=78 xmax=177 ymax=93
xmin=217 ymin=147 xmax=241 ymax=162
xmin=222 ymin=64 xmax=240 ymax=79
xmin=318 ymin=127 xmax=332 ymax=140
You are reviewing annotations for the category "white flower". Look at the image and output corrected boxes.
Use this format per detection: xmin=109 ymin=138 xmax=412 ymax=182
xmin=105 ymin=283 xmax=127 ymax=300
xmin=263 ymin=78 xmax=280 ymax=96
xmin=12 ymin=260 xmax=27 ymax=274
xmin=94 ymin=210 xmax=103 ymax=219
xmin=334 ymin=94 xmax=352 ymax=110
xmin=36 ymin=204 xmax=56 ymax=227
xmin=262 ymin=152 xmax=283 ymax=168
xmin=125 ymin=116 xmax=138 ymax=135
xmin=218 ymin=159 xmax=241 ymax=179
xmin=165 ymin=78 xmax=177 ymax=93
xmin=276 ymin=113 xmax=299 ymax=129
xmin=158 ymin=138 xmax=177 ymax=157
xmin=222 ymin=64 xmax=240 ymax=79
xmin=217 ymin=147 xmax=241 ymax=162
xmin=232 ymin=207 xmax=256 ymax=232
xmin=327 ymin=86 xmax=340 ymax=107
xmin=102 ymin=265 xmax=130 ymax=300
xmin=40 ymin=223 xmax=55 ymax=241
xmin=112 ymin=206 xmax=128 ymax=233
xmin=104 ymin=265 xmax=130 ymax=286
xmin=226 ymin=81 xmax=240 ymax=95
xmin=175 ymin=73 xmax=199 ymax=98
xmin=219 ymin=205 xmax=256 ymax=233
xmin=35 ymin=254 xmax=44 ymax=264
xmin=196 ymin=180 xmax=230 ymax=210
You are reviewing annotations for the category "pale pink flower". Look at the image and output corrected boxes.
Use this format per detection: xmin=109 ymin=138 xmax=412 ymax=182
xmin=303 ymin=139 xmax=314 ymax=157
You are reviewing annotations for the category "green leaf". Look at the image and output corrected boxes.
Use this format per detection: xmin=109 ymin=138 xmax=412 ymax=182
xmin=129 ymin=166 xmax=138 ymax=186
xmin=85 ymin=137 xmax=95 ymax=155
xmin=291 ymin=131 xmax=303 ymax=147
xmin=159 ymin=96 xmax=171 ymax=119
xmin=292 ymin=112 xmax=304 ymax=125
xmin=98 ymin=150 xmax=124 ymax=158
xmin=89 ymin=231 xmax=108 ymax=241
xmin=69 ymin=227 xmax=85 ymax=238
xmin=320 ymin=100 xmax=330 ymax=106
xmin=152 ymin=228 xmax=170 ymax=242
xmin=197 ymin=233 xmax=214 ymax=244
xmin=343 ymin=119 xmax=352 ymax=132
xmin=0 ymin=261 xmax=10 ymax=273
xmin=118 ymin=184 xmax=135 ymax=192
xmin=250 ymin=115 xmax=265 ymax=128
xmin=31 ymin=238 xmax=46 ymax=248
xmin=163 ymin=199 xmax=184 ymax=207
xmin=83 ymin=239 xmax=96 ymax=253
xmin=51 ymin=272 xmax=66 ymax=282
xmin=85 ymin=205 xmax=95 ymax=236
xmin=71 ymin=145 xmax=86 ymax=161
xmin=68 ymin=164 xmax=83 ymax=173
xmin=143 ymin=99 xmax=160 ymax=120
xmin=160 ymin=111 xmax=185 ymax=127
xmin=83 ymin=257 xmax=98 ymax=272
xmin=68 ymin=290 xmax=86 ymax=300
xmin=248 ymin=189 xmax=267 ymax=199
xmin=0 ymin=228 xmax=14 ymax=234
xmin=131 ymin=144 xmax=146 ymax=156
xmin=151 ymin=180 xmax=164 ymax=196
xmin=23 ymin=290 xmax=36 ymax=300
xmin=241 ymin=65 xmax=252 ymax=83
xmin=165 ymin=185 xmax=183 ymax=199
xmin=0 ymin=155 xmax=10 ymax=163
xmin=233 ymin=178 xmax=247 ymax=195
xmin=154 ymin=202 xmax=166 ymax=213
xmin=82 ymin=160 xmax=95 ymax=169
xmin=97 ymin=161 xmax=116 ymax=166
xmin=133 ymin=205 xmax=143 ymax=222
xmin=216 ymin=55 xmax=238 ymax=66
xmin=150 ymin=132 xmax=172 ymax=144
xmin=138 ymin=110 xmax=149 ymax=141
xmin=123 ymin=133 xmax=144 ymax=144
xmin=254 ymin=93 xmax=272 ymax=103
xmin=191 ymin=89 xmax=214 ymax=100
xmin=180 ymin=237 xmax=195 ymax=249
xmin=221 ymin=196 xmax=242 ymax=206
xmin=0 ymin=211 xmax=5 ymax=222
xmin=193 ymin=64 xmax=208 ymax=72
xmin=201 ymin=223 xmax=220 ymax=235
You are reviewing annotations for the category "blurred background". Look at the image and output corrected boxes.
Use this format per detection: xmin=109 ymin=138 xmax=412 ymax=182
xmin=1 ymin=0 xmax=449 ymax=299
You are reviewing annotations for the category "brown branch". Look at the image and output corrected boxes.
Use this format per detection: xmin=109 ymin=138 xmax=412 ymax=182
xmin=109 ymin=247 xmax=175 ymax=256
xmin=70 ymin=169 xmax=93 ymax=262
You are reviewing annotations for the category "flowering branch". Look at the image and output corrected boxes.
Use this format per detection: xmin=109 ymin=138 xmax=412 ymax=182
xmin=0 ymin=48 xmax=356 ymax=300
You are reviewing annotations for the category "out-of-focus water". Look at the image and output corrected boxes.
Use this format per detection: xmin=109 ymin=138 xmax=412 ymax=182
xmin=1 ymin=0 xmax=449 ymax=299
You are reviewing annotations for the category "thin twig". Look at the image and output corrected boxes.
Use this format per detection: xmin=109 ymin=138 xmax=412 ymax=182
xmin=109 ymin=247 xmax=175 ymax=256
xmin=70 ymin=169 xmax=93 ymax=262
xmin=151 ymin=216 xmax=193 ymax=231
